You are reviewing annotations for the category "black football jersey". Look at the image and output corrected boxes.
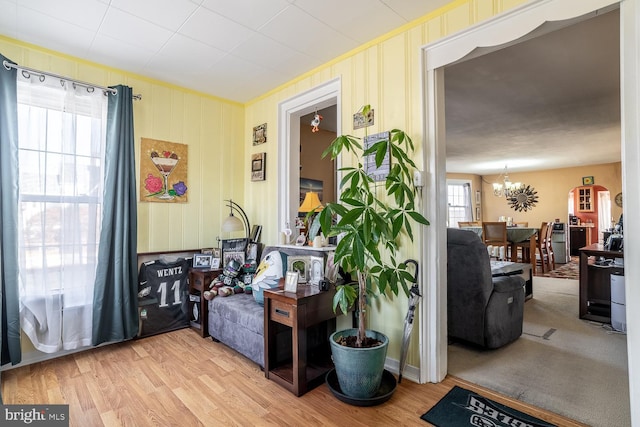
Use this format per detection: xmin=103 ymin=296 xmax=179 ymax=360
xmin=137 ymin=258 xmax=190 ymax=338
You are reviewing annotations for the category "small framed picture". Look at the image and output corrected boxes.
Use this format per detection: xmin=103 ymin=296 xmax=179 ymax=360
xmin=253 ymin=123 xmax=267 ymax=145
xmin=475 ymin=190 xmax=481 ymax=205
xmin=193 ymin=254 xmax=213 ymax=269
xmin=284 ymin=271 xmax=299 ymax=293
xmin=251 ymin=152 xmax=266 ymax=181
xmin=211 ymin=258 xmax=220 ymax=269
xmin=582 ymin=176 xmax=594 ymax=185
xmin=201 ymin=248 xmax=213 ymax=255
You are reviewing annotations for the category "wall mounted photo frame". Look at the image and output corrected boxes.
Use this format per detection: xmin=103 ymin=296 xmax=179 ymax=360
xmin=363 ymin=131 xmax=390 ymax=182
xmin=475 ymin=190 xmax=481 ymax=205
xmin=284 ymin=271 xmax=299 ymax=293
xmin=582 ymin=176 xmax=594 ymax=185
xmin=251 ymin=152 xmax=266 ymax=181
xmin=353 ymin=108 xmax=374 ymax=129
xmin=253 ymin=123 xmax=267 ymax=145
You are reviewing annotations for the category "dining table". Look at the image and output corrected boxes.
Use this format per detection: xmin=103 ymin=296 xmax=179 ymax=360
xmin=462 ymin=226 xmax=538 ymax=272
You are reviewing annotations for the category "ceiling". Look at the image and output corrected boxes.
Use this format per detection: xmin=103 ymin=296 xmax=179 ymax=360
xmin=444 ymin=8 xmax=621 ymax=175
xmin=0 ymin=0 xmax=450 ymax=103
xmin=1 ymin=2 xmax=621 ymax=175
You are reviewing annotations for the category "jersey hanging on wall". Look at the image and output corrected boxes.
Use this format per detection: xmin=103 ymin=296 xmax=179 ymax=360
xmin=137 ymin=257 xmax=191 ymax=338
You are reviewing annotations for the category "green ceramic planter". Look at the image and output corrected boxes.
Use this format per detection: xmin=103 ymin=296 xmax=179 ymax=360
xmin=330 ymin=328 xmax=389 ymax=398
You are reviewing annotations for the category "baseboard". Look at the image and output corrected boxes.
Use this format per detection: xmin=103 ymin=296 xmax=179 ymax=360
xmin=384 ymin=356 xmax=420 ymax=383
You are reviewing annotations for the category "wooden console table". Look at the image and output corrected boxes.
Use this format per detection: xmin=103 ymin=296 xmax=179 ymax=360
xmin=188 ymin=268 xmax=222 ymax=337
xmin=264 ymin=286 xmax=339 ymax=396
xmin=579 ymin=244 xmax=624 ymax=323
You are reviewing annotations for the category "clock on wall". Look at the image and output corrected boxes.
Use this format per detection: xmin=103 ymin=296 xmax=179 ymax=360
xmin=615 ymin=192 xmax=623 ymax=207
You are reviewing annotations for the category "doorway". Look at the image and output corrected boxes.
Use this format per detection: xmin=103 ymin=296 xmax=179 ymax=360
xmin=277 ymin=79 xmax=341 ymax=238
xmin=422 ymin=0 xmax=637 ymax=394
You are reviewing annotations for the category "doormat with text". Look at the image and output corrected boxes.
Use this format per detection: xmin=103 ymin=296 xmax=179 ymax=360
xmin=421 ymin=386 xmax=557 ymax=427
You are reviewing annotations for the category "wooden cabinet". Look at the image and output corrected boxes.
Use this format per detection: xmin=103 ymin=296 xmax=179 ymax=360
xmin=264 ymin=286 xmax=341 ymax=396
xmin=577 ymin=186 xmax=594 ymax=212
xmin=188 ymin=268 xmax=222 ymax=337
xmin=579 ymin=244 xmax=624 ymax=323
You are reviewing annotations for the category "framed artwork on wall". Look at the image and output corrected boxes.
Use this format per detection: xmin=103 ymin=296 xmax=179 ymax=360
xmin=582 ymin=176 xmax=594 ymax=185
xmin=251 ymin=152 xmax=266 ymax=181
xmin=253 ymin=123 xmax=267 ymax=145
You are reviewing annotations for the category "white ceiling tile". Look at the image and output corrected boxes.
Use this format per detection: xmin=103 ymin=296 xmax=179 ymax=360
xmin=259 ymin=6 xmax=358 ymax=61
xmin=15 ymin=7 xmax=95 ymax=56
xmin=231 ymin=33 xmax=299 ymax=69
xmin=148 ymin=34 xmax=226 ymax=72
xmin=90 ymin=33 xmax=156 ymax=72
xmin=295 ymin=0 xmax=405 ymax=43
xmin=109 ymin=0 xmax=199 ymax=31
xmin=0 ymin=0 xmax=18 ymax=39
xmin=179 ymin=7 xmax=254 ymax=52
xmin=99 ymin=7 xmax=174 ymax=53
xmin=200 ymin=0 xmax=290 ymax=30
xmin=17 ymin=0 xmax=108 ymax=31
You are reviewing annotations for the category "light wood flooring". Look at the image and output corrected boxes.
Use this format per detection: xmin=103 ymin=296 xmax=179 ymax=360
xmin=2 ymin=328 xmax=587 ymax=427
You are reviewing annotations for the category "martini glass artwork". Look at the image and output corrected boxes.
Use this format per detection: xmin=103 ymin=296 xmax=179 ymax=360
xmin=150 ymin=151 xmax=179 ymax=200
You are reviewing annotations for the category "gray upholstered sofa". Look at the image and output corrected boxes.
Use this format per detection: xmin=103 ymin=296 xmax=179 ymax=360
xmin=447 ymin=227 xmax=525 ymax=349
xmin=207 ymin=245 xmax=331 ymax=367
xmin=209 ymin=292 xmax=265 ymax=366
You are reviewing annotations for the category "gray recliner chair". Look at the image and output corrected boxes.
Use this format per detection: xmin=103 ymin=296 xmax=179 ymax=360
xmin=447 ymin=228 xmax=525 ymax=349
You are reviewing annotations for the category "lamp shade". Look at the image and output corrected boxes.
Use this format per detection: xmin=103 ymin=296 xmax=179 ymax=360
xmin=298 ymin=191 xmax=324 ymax=213
xmin=222 ymin=214 xmax=244 ymax=232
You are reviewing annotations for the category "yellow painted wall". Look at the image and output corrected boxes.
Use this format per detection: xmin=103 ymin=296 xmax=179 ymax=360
xmin=2 ymin=0 xmax=533 ymax=368
xmin=0 ymin=37 xmax=246 ymax=254
xmin=243 ymin=0 xmax=529 ymax=365
xmin=480 ymin=162 xmax=622 ymax=230
xmin=0 ymin=36 xmax=245 ymax=359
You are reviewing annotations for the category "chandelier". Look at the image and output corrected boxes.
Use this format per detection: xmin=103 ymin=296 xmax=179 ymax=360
xmin=493 ymin=166 xmax=523 ymax=197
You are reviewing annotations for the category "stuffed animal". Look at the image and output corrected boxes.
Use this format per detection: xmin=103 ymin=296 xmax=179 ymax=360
xmin=251 ymin=251 xmax=284 ymax=305
xmin=310 ymin=113 xmax=323 ymax=132
xmin=203 ymin=259 xmax=246 ymax=300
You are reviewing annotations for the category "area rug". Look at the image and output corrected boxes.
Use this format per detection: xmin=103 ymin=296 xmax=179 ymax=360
xmin=542 ymin=256 xmax=580 ymax=279
xmin=421 ymin=386 xmax=557 ymax=427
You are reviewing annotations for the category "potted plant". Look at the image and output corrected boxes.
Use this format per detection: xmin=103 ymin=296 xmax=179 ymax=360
xmin=316 ymin=105 xmax=429 ymax=399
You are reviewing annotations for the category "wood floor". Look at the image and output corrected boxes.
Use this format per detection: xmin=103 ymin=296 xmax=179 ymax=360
xmin=2 ymin=328 xmax=586 ymax=427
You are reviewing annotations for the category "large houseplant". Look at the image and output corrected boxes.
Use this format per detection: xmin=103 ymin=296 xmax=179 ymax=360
xmin=316 ymin=105 xmax=429 ymax=398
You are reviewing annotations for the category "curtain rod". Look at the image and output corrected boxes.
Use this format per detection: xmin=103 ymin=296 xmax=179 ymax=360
xmin=2 ymin=60 xmax=142 ymax=100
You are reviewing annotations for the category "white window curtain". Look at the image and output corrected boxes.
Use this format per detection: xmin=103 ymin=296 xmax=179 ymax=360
xmin=17 ymin=74 xmax=107 ymax=353
xmin=598 ymin=191 xmax=611 ymax=243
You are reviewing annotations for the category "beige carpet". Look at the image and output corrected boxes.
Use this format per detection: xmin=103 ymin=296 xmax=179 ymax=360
xmin=448 ymin=276 xmax=630 ymax=427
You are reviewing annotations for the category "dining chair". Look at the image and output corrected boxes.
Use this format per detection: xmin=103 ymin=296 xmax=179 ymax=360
xmin=545 ymin=221 xmax=556 ymax=271
xmin=535 ymin=222 xmax=551 ymax=274
xmin=458 ymin=221 xmax=481 ymax=227
xmin=482 ymin=222 xmax=508 ymax=261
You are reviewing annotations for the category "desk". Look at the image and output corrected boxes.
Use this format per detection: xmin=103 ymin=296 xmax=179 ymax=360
xmin=264 ymin=286 xmax=339 ymax=396
xmin=464 ymin=226 xmax=538 ymax=273
xmin=579 ymin=244 xmax=624 ymax=322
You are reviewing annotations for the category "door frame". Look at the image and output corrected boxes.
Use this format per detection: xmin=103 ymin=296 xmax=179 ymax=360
xmin=277 ymin=78 xmax=341 ymax=237
xmin=420 ymin=0 xmax=638 ymax=423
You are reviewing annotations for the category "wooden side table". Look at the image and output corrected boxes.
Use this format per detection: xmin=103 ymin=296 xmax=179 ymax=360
xmin=264 ymin=286 xmax=339 ymax=396
xmin=579 ymin=244 xmax=624 ymax=322
xmin=188 ymin=268 xmax=222 ymax=337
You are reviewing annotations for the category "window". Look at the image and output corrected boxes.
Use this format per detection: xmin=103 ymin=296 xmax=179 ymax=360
xmin=17 ymin=76 xmax=107 ymax=353
xmin=447 ymin=181 xmax=473 ymax=227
